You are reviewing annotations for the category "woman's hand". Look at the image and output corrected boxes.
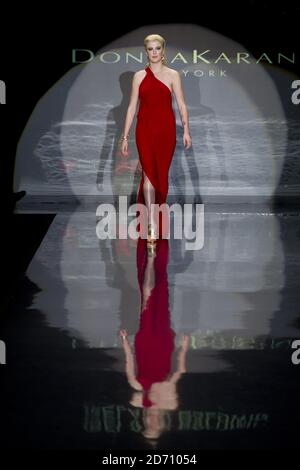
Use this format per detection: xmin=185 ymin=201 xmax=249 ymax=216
xmin=121 ymin=139 xmax=129 ymax=157
xmin=183 ymin=132 xmax=192 ymax=149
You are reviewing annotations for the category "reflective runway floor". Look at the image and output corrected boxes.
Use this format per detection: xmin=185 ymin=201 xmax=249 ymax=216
xmin=1 ymin=203 xmax=300 ymax=450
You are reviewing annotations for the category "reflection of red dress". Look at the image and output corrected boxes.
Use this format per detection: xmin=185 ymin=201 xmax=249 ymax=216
xmin=135 ymin=66 xmax=176 ymax=238
xmin=135 ymin=238 xmax=175 ymax=406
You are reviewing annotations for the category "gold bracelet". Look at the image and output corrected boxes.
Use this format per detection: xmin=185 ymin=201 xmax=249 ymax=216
xmin=121 ymin=135 xmax=129 ymax=141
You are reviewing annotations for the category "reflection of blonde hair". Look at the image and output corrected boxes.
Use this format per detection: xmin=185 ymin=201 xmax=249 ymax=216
xmin=144 ymin=34 xmax=167 ymax=65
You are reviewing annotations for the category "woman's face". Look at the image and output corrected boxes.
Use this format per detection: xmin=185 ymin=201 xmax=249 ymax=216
xmin=146 ymin=41 xmax=164 ymax=64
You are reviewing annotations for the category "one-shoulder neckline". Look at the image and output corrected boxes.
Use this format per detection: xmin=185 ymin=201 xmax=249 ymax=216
xmin=146 ymin=66 xmax=172 ymax=95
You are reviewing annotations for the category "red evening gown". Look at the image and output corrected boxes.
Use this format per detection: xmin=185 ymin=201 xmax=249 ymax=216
xmin=134 ymin=238 xmax=175 ymax=407
xmin=135 ymin=66 xmax=176 ymax=239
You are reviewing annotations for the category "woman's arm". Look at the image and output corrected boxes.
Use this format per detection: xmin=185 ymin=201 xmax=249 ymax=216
xmin=120 ymin=72 xmax=141 ymax=156
xmin=169 ymin=334 xmax=190 ymax=384
xmin=119 ymin=330 xmax=143 ymax=391
xmin=172 ymin=71 xmax=192 ymax=149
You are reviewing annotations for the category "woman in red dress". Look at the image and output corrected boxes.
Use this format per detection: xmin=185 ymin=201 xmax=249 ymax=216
xmin=119 ymin=238 xmax=190 ymax=440
xmin=121 ymin=34 xmax=192 ymax=248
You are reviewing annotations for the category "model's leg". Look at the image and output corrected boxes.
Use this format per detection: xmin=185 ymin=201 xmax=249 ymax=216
xmin=141 ymin=254 xmax=155 ymax=310
xmin=143 ymin=172 xmax=157 ymax=232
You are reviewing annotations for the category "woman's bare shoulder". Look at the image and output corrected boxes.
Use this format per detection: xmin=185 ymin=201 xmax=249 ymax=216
xmin=134 ymin=69 xmax=147 ymax=83
xmin=166 ymin=66 xmax=179 ymax=77
xmin=135 ymin=68 xmax=147 ymax=77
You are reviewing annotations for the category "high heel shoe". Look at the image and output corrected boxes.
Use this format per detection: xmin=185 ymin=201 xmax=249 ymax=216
xmin=147 ymin=223 xmax=157 ymax=245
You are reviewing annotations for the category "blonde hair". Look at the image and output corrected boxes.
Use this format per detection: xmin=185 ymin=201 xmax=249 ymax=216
xmin=144 ymin=34 xmax=167 ymax=65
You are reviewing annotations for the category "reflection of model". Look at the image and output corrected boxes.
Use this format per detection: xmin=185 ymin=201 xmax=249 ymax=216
xmin=121 ymin=34 xmax=192 ymax=246
xmin=120 ymin=328 xmax=189 ymax=440
xmin=119 ymin=238 xmax=190 ymax=440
